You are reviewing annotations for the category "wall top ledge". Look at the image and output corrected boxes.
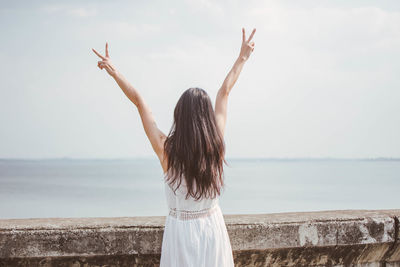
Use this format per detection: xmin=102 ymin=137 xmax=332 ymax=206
xmin=1 ymin=209 xmax=399 ymax=231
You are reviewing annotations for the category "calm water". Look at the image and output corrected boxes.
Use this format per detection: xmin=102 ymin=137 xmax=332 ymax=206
xmin=0 ymin=158 xmax=399 ymax=219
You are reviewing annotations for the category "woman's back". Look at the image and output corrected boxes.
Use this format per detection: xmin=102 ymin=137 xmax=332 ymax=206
xmin=163 ymin=171 xmax=220 ymax=220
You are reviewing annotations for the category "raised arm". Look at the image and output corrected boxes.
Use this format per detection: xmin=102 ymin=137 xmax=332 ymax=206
xmin=92 ymin=43 xmax=167 ymax=169
xmin=215 ymin=28 xmax=256 ymax=137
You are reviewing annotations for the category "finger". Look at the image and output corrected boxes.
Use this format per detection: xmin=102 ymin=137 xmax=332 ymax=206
xmin=92 ymin=48 xmax=106 ymax=60
xmin=247 ymin=28 xmax=256 ymax=43
xmin=242 ymin=28 xmax=245 ymax=43
xmin=105 ymin=42 xmax=109 ymax=58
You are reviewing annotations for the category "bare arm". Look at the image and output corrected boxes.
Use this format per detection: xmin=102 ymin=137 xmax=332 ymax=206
xmin=112 ymin=71 xmax=167 ymax=159
xmin=92 ymin=43 xmax=167 ymax=169
xmin=215 ymin=28 xmax=256 ymax=137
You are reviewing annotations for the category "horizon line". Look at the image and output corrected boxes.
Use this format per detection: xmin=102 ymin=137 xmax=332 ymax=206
xmin=0 ymin=156 xmax=399 ymax=161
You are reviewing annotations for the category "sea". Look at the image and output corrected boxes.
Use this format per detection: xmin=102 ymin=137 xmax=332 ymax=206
xmin=0 ymin=158 xmax=399 ymax=219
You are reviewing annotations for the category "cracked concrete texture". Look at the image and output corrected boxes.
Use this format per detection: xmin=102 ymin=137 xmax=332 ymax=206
xmin=0 ymin=209 xmax=399 ymax=266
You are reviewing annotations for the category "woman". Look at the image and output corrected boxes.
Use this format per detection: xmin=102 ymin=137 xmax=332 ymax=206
xmin=92 ymin=27 xmax=256 ymax=267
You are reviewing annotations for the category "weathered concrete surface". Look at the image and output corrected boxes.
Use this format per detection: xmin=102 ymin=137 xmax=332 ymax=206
xmin=0 ymin=209 xmax=399 ymax=266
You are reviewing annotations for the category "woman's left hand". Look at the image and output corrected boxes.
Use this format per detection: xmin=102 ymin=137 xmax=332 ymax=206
xmin=92 ymin=42 xmax=118 ymax=77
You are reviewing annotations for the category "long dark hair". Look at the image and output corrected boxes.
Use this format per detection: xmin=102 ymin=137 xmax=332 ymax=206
xmin=163 ymin=87 xmax=227 ymax=201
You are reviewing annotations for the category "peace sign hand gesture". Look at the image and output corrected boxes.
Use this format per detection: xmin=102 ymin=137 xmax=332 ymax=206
xmin=239 ymin=28 xmax=256 ymax=61
xmin=92 ymin=42 xmax=117 ymax=77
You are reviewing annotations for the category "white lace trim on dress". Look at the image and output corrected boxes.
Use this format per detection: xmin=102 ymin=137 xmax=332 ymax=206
xmin=169 ymin=204 xmax=219 ymax=220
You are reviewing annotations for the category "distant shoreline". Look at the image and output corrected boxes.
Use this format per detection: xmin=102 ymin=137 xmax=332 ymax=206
xmin=1 ymin=157 xmax=399 ymax=162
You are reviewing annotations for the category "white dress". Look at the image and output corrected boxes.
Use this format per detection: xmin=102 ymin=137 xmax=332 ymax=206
xmin=160 ymin=172 xmax=235 ymax=267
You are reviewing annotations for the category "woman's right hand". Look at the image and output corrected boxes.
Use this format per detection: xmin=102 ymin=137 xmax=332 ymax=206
xmin=239 ymin=28 xmax=256 ymax=61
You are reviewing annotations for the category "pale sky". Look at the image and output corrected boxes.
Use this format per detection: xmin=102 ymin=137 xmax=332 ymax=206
xmin=0 ymin=0 xmax=399 ymax=159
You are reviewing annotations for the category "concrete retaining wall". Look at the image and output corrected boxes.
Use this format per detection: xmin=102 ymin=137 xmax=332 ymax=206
xmin=0 ymin=209 xmax=399 ymax=266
